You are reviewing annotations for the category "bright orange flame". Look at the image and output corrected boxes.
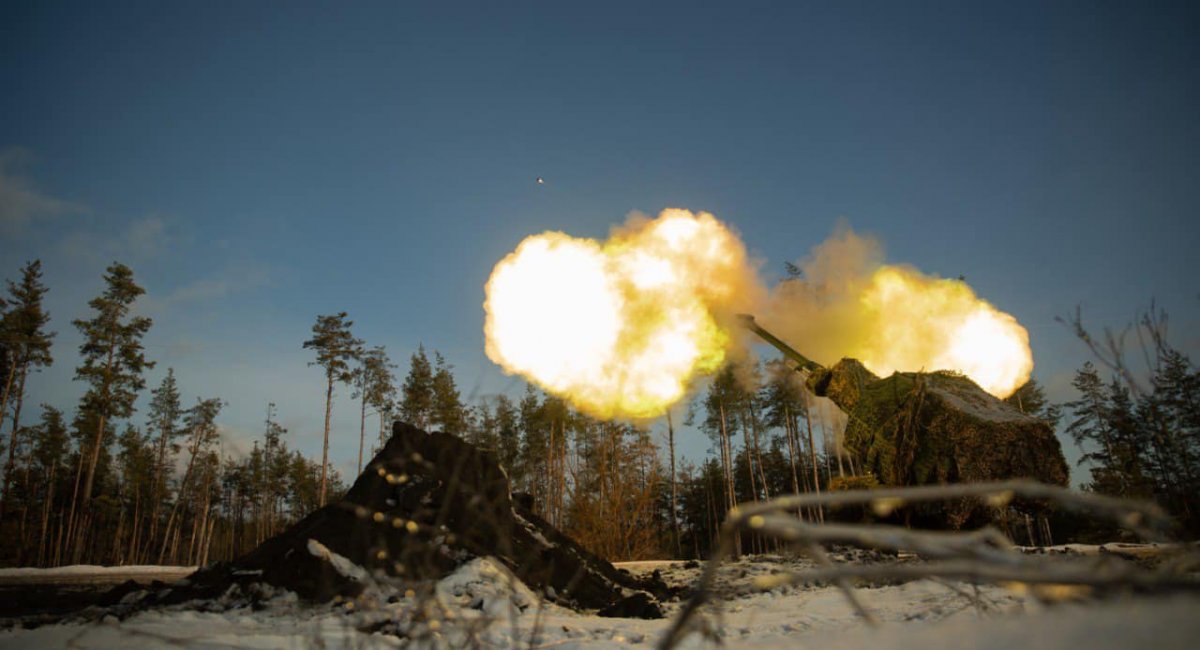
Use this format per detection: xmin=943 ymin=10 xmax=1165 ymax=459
xmin=484 ymin=209 xmax=760 ymax=418
xmin=487 ymin=213 xmax=1033 ymax=418
xmin=853 ymin=266 xmax=1033 ymax=397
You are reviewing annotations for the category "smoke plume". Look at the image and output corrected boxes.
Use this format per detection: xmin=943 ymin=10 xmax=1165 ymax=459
xmin=760 ymin=222 xmax=1032 ymax=398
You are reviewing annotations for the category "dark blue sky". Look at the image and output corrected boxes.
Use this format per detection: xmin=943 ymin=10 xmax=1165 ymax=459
xmin=2 ymin=1 xmax=1197 ymax=482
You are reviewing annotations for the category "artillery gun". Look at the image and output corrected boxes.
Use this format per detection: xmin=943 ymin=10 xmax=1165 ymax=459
xmin=738 ymin=314 xmax=1068 ymax=529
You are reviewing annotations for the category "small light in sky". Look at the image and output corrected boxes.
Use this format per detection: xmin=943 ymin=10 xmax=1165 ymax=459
xmin=536 ymin=177 xmax=544 ymax=185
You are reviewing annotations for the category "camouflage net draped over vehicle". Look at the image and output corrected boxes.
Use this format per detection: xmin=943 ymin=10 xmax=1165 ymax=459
xmin=809 ymin=358 xmax=1070 ymax=526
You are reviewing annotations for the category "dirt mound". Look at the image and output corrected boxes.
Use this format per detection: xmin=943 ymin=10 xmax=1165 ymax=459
xmin=152 ymin=422 xmax=668 ymax=618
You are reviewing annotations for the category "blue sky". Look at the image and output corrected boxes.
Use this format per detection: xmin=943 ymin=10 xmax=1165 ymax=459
xmin=1 ymin=1 xmax=1197 ymax=483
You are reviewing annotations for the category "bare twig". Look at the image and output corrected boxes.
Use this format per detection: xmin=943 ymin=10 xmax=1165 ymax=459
xmin=729 ymin=480 xmax=1172 ymax=539
xmin=752 ymin=559 xmax=1199 ymax=592
xmin=657 ymin=480 xmax=1189 ymax=650
xmin=798 ymin=540 xmax=877 ymax=625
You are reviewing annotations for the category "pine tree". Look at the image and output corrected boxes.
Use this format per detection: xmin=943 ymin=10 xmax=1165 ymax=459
xmin=353 ymin=345 xmax=396 ymax=471
xmin=467 ymin=400 xmax=496 ymax=450
xmin=0 ymin=260 xmax=55 ymax=519
xmin=664 ymin=410 xmax=681 ymax=557
xmin=430 ymin=352 xmax=466 ymax=436
xmin=159 ymin=397 xmax=222 ymax=564
xmin=31 ymin=405 xmax=67 ymax=566
xmin=493 ymin=394 xmax=520 ymax=476
xmin=1065 ymin=362 xmax=1128 ymax=494
xmin=69 ymin=262 xmax=153 ymax=557
xmin=1005 ymin=377 xmax=1062 ymax=429
xmin=0 ymin=293 xmax=12 ymax=463
xmin=261 ymin=403 xmax=289 ymax=539
xmin=701 ymin=367 xmax=739 ymax=506
xmin=115 ymin=424 xmax=154 ymax=564
xmin=517 ymin=384 xmax=545 ymax=497
xmin=539 ymin=395 xmax=570 ymax=527
xmin=63 ymin=407 xmax=112 ymax=563
xmin=676 ymin=457 xmax=726 ymax=558
xmin=761 ymin=362 xmax=810 ymax=506
xmin=1143 ymin=348 xmax=1200 ymax=526
xmin=302 ymin=312 xmax=361 ymax=506
xmin=145 ymin=369 xmax=183 ymax=554
xmin=399 ymin=345 xmax=434 ymax=429
xmin=1103 ymin=378 xmax=1153 ymax=499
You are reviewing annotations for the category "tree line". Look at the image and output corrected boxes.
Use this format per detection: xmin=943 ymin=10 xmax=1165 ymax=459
xmin=2 ymin=258 xmax=1196 ymax=568
xmin=0 ymin=261 xmax=359 ymax=567
xmin=1061 ymin=307 xmax=1200 ymax=534
xmin=0 ymin=256 xmax=874 ymax=566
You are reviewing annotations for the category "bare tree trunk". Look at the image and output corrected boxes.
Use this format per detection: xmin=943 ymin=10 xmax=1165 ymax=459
xmin=705 ymin=466 xmax=718 ymax=550
xmin=825 ymin=402 xmax=846 ymax=478
xmin=739 ymin=412 xmax=760 ymax=554
xmin=802 ymin=389 xmax=824 ymax=523
xmin=147 ymin=419 xmax=172 ymax=563
xmin=749 ymin=402 xmax=771 ymax=500
xmin=170 ymin=524 xmax=181 ymax=564
xmin=61 ymin=450 xmax=85 ymax=566
xmin=74 ymin=511 xmax=92 ymax=564
xmin=740 ymin=415 xmax=758 ymax=501
xmin=783 ymin=405 xmax=801 ymax=496
xmin=319 ymin=376 xmax=333 ymax=507
xmin=159 ymin=434 xmax=200 ymax=565
xmin=201 ymin=511 xmax=217 ymax=566
xmin=112 ymin=506 xmax=126 ymax=565
xmin=379 ymin=412 xmax=387 ymax=448
xmin=546 ymin=421 xmax=555 ymax=526
xmin=666 ymin=411 xmax=680 ymax=558
xmin=159 ymin=504 xmax=179 ymax=565
xmin=38 ymin=464 xmax=56 ymax=566
xmin=79 ymin=346 xmax=118 ymax=541
xmin=0 ymin=364 xmax=29 ymax=519
xmin=188 ymin=485 xmax=207 ymax=565
xmin=18 ymin=436 xmax=37 ymax=564
xmin=64 ymin=445 xmax=87 ymax=563
xmin=357 ymin=387 xmax=367 ymax=476
xmin=187 ymin=507 xmax=200 ymax=566
xmin=718 ymin=401 xmax=741 ymax=556
xmin=52 ymin=506 xmax=65 ymax=566
xmin=128 ymin=490 xmax=141 ymax=565
xmin=0 ymin=359 xmax=16 ymax=455
xmin=192 ymin=479 xmax=212 ymax=566
xmin=557 ymin=419 xmax=567 ymax=530
xmin=72 ymin=409 xmax=109 ymax=560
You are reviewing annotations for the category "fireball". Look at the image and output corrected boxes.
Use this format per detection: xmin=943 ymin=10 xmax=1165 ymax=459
xmin=484 ymin=209 xmax=760 ymax=419
xmin=485 ymin=211 xmax=1034 ymax=419
xmin=854 ymin=266 xmax=1033 ymax=398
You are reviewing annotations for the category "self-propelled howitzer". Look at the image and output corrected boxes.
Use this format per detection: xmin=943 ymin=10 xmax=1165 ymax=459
xmin=738 ymin=313 xmax=1069 ymax=528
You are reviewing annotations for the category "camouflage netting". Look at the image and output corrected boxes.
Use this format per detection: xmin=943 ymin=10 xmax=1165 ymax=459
xmin=809 ymin=359 xmax=1070 ymax=527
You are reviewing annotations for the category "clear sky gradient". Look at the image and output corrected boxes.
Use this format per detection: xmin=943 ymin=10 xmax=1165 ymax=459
xmin=2 ymin=1 xmax=1197 ymax=483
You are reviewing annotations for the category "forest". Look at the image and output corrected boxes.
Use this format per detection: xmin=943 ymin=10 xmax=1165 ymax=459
xmin=0 ymin=258 xmax=1197 ymax=569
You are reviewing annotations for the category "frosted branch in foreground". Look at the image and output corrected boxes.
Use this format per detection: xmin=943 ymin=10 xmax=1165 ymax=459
xmin=659 ymin=480 xmax=1195 ymax=650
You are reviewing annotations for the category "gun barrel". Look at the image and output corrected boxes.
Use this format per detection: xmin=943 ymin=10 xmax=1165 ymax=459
xmin=736 ymin=314 xmax=824 ymax=373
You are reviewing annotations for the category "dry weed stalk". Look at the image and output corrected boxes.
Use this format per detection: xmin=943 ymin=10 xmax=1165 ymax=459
xmin=658 ymin=479 xmax=1196 ymax=649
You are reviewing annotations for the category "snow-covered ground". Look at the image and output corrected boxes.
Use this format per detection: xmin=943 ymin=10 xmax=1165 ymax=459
xmin=0 ymin=555 xmax=1195 ymax=649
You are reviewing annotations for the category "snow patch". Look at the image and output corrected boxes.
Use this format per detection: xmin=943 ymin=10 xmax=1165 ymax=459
xmin=0 ymin=557 xmax=1195 ymax=649
xmin=305 ymin=539 xmax=368 ymax=583
xmin=435 ymin=557 xmax=539 ymax=619
xmin=928 ymin=374 xmax=1032 ymax=424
